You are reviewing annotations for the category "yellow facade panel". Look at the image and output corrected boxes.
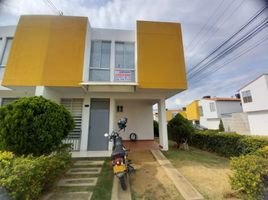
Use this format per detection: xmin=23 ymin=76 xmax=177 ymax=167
xmin=186 ymin=100 xmax=200 ymax=121
xmin=2 ymin=15 xmax=87 ymax=87
xmin=137 ymin=21 xmax=187 ymax=89
xmin=166 ymin=110 xmax=187 ymax=121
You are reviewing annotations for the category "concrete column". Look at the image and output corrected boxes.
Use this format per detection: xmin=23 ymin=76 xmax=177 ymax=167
xmin=158 ymin=99 xmax=168 ymax=151
xmin=108 ymin=98 xmax=115 ymax=150
xmin=34 ymin=86 xmax=60 ymax=103
xmin=80 ymin=96 xmax=90 ymax=151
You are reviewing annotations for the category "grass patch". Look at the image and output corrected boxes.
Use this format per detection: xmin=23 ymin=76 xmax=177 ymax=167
xmin=164 ymin=146 xmax=239 ymax=200
xmin=91 ymin=158 xmax=114 ymax=200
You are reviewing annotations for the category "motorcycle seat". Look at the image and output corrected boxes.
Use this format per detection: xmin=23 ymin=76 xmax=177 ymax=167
xmin=111 ymin=147 xmax=125 ymax=158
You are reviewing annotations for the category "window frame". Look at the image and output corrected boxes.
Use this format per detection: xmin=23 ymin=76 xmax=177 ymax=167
xmin=89 ymin=40 xmax=112 ymax=82
xmin=199 ymin=106 xmax=203 ymax=116
xmin=0 ymin=37 xmax=13 ymax=67
xmin=114 ymin=41 xmax=135 ymax=82
xmin=242 ymin=90 xmax=253 ymax=103
xmin=209 ymin=102 xmax=216 ymax=112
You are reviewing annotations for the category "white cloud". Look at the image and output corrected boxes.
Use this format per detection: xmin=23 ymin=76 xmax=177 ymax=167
xmin=0 ymin=0 xmax=268 ymax=109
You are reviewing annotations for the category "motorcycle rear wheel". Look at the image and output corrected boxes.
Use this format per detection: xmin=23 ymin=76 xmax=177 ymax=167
xmin=119 ymin=174 xmax=127 ymax=190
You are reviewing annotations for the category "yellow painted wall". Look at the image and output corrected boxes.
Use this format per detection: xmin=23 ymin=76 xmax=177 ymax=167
xmin=137 ymin=21 xmax=187 ymax=89
xmin=166 ymin=110 xmax=187 ymax=121
xmin=2 ymin=15 xmax=87 ymax=87
xmin=186 ymin=100 xmax=200 ymax=121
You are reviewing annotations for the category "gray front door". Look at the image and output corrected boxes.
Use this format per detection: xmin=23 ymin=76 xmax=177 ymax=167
xmin=88 ymin=99 xmax=109 ymax=150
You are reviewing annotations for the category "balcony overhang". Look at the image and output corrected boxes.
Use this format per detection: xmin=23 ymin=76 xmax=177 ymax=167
xmin=80 ymin=82 xmax=137 ymax=93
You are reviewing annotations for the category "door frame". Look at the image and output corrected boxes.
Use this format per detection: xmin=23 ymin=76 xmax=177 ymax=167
xmin=87 ymin=98 xmax=110 ymax=150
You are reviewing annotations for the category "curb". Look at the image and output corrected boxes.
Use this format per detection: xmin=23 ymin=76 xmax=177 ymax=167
xmin=151 ymin=150 xmax=204 ymax=200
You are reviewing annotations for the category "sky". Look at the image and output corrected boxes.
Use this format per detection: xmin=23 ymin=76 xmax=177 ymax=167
xmin=0 ymin=0 xmax=268 ymax=109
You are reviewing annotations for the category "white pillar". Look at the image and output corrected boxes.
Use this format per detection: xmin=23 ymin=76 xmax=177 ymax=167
xmin=158 ymin=99 xmax=168 ymax=151
xmin=108 ymin=98 xmax=115 ymax=151
xmin=80 ymin=96 xmax=90 ymax=151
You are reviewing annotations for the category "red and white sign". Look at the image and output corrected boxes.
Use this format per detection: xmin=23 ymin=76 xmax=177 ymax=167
xmin=114 ymin=70 xmax=131 ymax=81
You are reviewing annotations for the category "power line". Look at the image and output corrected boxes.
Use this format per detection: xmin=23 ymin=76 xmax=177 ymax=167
xmin=188 ymin=17 xmax=268 ymax=80
xmin=189 ymin=0 xmax=246 ymax=57
xmin=187 ymin=0 xmax=236 ymax=54
xmin=185 ymin=0 xmax=225 ymax=50
xmin=187 ymin=4 xmax=268 ymax=76
xmin=44 ymin=0 xmax=63 ymax=15
xmin=189 ymin=33 xmax=268 ymax=86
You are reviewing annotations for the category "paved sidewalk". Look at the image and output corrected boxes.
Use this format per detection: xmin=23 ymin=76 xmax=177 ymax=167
xmin=151 ymin=150 xmax=204 ymax=200
xmin=43 ymin=159 xmax=104 ymax=200
xmin=111 ymin=176 xmax=132 ymax=200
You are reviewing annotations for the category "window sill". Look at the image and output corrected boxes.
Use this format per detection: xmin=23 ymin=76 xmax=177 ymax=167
xmin=80 ymin=81 xmax=138 ymax=86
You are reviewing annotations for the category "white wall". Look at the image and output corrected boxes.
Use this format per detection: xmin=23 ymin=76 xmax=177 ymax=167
xmin=216 ymin=101 xmax=242 ymax=115
xmin=199 ymin=99 xmax=218 ymax=119
xmin=247 ymin=111 xmax=268 ymax=136
xmin=115 ymin=100 xmax=154 ymax=140
xmin=221 ymin=113 xmax=250 ymax=134
xmin=240 ymin=75 xmax=268 ymax=112
xmin=35 ymin=86 xmax=61 ymax=103
xmin=200 ymin=117 xmax=220 ymax=130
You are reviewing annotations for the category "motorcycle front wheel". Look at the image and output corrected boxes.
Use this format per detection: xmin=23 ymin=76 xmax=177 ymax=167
xmin=119 ymin=174 xmax=127 ymax=190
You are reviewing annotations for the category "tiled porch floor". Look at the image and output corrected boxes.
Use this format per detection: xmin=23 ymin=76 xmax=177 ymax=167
xmin=71 ymin=141 xmax=160 ymax=158
xmin=123 ymin=140 xmax=160 ymax=152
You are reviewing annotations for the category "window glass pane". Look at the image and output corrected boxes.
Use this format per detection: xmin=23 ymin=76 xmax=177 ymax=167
xmin=0 ymin=67 xmax=4 ymax=80
xmin=209 ymin=103 xmax=215 ymax=112
xmin=115 ymin=42 xmax=124 ymax=68
xmin=242 ymin=90 xmax=252 ymax=103
xmin=89 ymin=69 xmax=110 ymax=82
xmin=1 ymin=38 xmax=13 ymax=66
xmin=0 ymin=38 xmax=3 ymax=51
xmin=124 ymin=43 xmax=134 ymax=69
xmin=100 ymin=41 xmax=111 ymax=68
xmin=90 ymin=41 xmax=101 ymax=68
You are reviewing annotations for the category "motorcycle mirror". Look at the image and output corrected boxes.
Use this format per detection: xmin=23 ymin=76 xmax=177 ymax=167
xmin=104 ymin=133 xmax=109 ymax=137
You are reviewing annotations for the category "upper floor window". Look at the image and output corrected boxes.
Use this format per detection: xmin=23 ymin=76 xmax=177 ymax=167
xmin=0 ymin=38 xmax=13 ymax=80
xmin=0 ymin=38 xmax=13 ymax=66
xmin=115 ymin=42 xmax=135 ymax=69
xmin=0 ymin=38 xmax=3 ymax=52
xmin=89 ymin=40 xmax=111 ymax=81
xmin=115 ymin=42 xmax=135 ymax=82
xmin=242 ymin=90 xmax=252 ymax=103
xmin=209 ymin=102 xmax=216 ymax=112
xmin=199 ymin=106 xmax=203 ymax=116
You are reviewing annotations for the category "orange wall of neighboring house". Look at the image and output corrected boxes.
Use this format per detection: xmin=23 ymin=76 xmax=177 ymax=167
xmin=137 ymin=21 xmax=187 ymax=90
xmin=166 ymin=110 xmax=187 ymax=121
xmin=186 ymin=100 xmax=200 ymax=121
xmin=2 ymin=15 xmax=87 ymax=87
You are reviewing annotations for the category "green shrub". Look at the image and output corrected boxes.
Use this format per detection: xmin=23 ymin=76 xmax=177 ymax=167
xmin=0 ymin=96 xmax=74 ymax=156
xmin=219 ymin=119 xmax=224 ymax=131
xmin=230 ymin=152 xmax=268 ymax=199
xmin=153 ymin=120 xmax=159 ymax=137
xmin=0 ymin=149 xmax=71 ymax=200
xmin=190 ymin=130 xmax=268 ymax=157
xmin=168 ymin=113 xmax=194 ymax=147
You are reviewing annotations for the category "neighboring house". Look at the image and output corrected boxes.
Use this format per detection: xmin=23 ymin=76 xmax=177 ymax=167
xmin=199 ymin=97 xmax=242 ymax=130
xmin=0 ymin=15 xmax=187 ymax=152
xmin=239 ymin=74 xmax=268 ymax=136
xmin=186 ymin=100 xmax=200 ymax=124
xmin=166 ymin=109 xmax=187 ymax=121
xmin=154 ymin=109 xmax=187 ymax=122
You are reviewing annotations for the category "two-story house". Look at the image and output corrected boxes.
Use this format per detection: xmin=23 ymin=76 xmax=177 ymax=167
xmin=239 ymin=74 xmax=268 ymax=135
xmin=0 ymin=15 xmax=187 ymax=154
xmin=186 ymin=100 xmax=200 ymax=125
xmin=198 ymin=97 xmax=242 ymax=129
